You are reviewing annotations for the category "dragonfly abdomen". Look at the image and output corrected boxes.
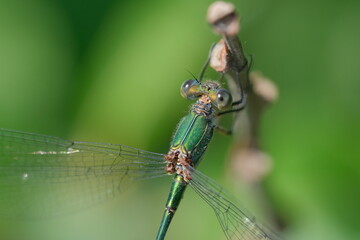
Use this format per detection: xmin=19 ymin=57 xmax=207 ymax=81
xmin=156 ymin=174 xmax=187 ymax=240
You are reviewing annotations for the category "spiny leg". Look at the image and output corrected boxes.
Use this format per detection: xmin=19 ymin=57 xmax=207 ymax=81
xmin=229 ymin=57 xmax=250 ymax=104
xmin=214 ymin=96 xmax=247 ymax=135
xmin=215 ymin=57 xmax=251 ymax=133
xmin=198 ymin=43 xmax=217 ymax=82
xmin=214 ymin=125 xmax=233 ymax=135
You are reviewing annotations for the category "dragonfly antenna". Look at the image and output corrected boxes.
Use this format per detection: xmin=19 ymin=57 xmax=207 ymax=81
xmin=185 ymin=69 xmax=198 ymax=81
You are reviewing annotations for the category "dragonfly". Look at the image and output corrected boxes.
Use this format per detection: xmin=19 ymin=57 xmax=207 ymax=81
xmin=0 ymin=59 xmax=282 ymax=240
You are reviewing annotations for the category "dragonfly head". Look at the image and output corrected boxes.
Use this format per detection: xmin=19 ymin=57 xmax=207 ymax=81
xmin=180 ymin=79 xmax=232 ymax=110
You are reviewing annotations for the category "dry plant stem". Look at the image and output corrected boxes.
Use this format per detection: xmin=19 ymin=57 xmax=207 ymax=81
xmin=207 ymin=0 xmax=278 ymax=184
xmin=207 ymin=1 xmax=249 ymax=120
xmin=231 ymin=74 xmax=284 ymax=230
xmin=231 ymin=73 xmax=278 ymax=182
xmin=224 ymin=36 xmax=249 ymax=108
xmin=207 ymin=1 xmax=285 ymax=231
xmin=248 ymin=72 xmax=279 ymax=149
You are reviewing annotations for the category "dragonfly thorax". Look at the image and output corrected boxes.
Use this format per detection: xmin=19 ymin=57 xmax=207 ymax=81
xmin=165 ymin=95 xmax=215 ymax=181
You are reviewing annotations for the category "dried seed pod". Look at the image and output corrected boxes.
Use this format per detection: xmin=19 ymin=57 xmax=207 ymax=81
xmin=210 ymin=39 xmax=229 ymax=72
xmin=207 ymin=1 xmax=240 ymax=36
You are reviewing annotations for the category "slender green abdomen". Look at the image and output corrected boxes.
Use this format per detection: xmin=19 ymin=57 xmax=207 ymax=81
xmin=156 ymin=175 xmax=187 ymax=240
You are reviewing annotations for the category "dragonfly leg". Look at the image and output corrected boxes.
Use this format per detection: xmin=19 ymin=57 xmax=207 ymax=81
xmin=216 ymin=102 xmax=246 ymax=116
xmin=214 ymin=125 xmax=232 ymax=135
xmin=214 ymin=103 xmax=246 ymax=135
xmin=214 ymin=85 xmax=247 ymax=134
xmin=217 ymin=56 xmax=251 ymax=117
xmin=198 ymin=43 xmax=217 ymax=82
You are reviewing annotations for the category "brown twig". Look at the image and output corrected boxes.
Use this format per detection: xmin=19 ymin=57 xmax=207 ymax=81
xmin=207 ymin=1 xmax=284 ymax=230
xmin=207 ymin=1 xmax=248 ymax=105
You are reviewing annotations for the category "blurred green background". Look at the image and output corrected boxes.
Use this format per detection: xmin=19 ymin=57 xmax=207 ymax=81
xmin=0 ymin=0 xmax=359 ymax=239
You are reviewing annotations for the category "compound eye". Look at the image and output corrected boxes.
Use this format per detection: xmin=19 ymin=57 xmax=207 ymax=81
xmin=216 ymin=89 xmax=232 ymax=110
xmin=180 ymin=79 xmax=200 ymax=100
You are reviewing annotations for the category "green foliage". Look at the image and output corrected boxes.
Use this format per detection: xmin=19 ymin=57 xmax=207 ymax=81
xmin=0 ymin=0 xmax=359 ymax=239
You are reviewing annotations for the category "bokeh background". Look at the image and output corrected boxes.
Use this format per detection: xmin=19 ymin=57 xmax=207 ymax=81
xmin=0 ymin=0 xmax=359 ymax=239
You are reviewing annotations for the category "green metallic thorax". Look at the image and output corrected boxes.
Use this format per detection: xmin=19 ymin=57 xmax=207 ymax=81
xmin=171 ymin=111 xmax=214 ymax=167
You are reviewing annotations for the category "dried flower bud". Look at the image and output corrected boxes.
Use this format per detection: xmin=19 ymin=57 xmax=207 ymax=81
xmin=207 ymin=1 xmax=240 ymax=36
xmin=210 ymin=39 xmax=229 ymax=72
xmin=250 ymin=71 xmax=279 ymax=103
xmin=232 ymin=149 xmax=272 ymax=183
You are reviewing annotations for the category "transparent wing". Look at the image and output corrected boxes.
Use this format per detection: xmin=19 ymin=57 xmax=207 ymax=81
xmin=188 ymin=166 xmax=283 ymax=240
xmin=0 ymin=128 xmax=168 ymax=218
